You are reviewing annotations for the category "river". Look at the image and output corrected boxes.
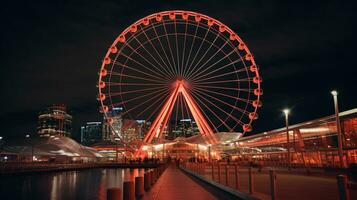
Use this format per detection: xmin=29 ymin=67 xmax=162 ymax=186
xmin=0 ymin=168 xmax=145 ymax=200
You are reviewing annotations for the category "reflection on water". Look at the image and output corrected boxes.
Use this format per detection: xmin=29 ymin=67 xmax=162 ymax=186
xmin=0 ymin=168 xmax=146 ymax=200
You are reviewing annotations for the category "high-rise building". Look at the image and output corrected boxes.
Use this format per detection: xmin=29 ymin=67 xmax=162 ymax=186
xmin=37 ymin=104 xmax=72 ymax=137
xmin=80 ymin=122 xmax=102 ymax=145
xmin=122 ymin=119 xmax=141 ymax=143
xmin=171 ymin=118 xmax=199 ymax=138
xmin=102 ymin=107 xmax=123 ymax=141
xmin=136 ymin=120 xmax=151 ymax=139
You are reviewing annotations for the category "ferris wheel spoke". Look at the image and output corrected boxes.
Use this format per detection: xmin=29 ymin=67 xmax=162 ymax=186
xmin=193 ymin=87 xmax=252 ymax=107
xmin=191 ymin=57 xmax=244 ymax=82
xmin=112 ymin=60 xmax=167 ymax=81
xmin=174 ymin=19 xmax=181 ymax=77
xmin=112 ymin=87 xmax=169 ymax=107
xmin=194 ymin=83 xmax=252 ymax=98
xmin=180 ymin=21 xmax=188 ymax=77
xmin=118 ymin=50 xmax=168 ymax=80
xmin=109 ymin=71 xmax=165 ymax=83
xmin=173 ymin=94 xmax=180 ymax=132
xmin=191 ymin=90 xmax=245 ymax=127
xmin=162 ymin=20 xmax=179 ymax=75
xmin=193 ymin=78 xmax=252 ymax=85
xmin=151 ymin=22 xmax=178 ymax=77
xmin=181 ymin=93 xmax=195 ymax=133
xmin=183 ymin=23 xmax=200 ymax=77
xmin=138 ymin=25 xmax=176 ymax=78
xmin=106 ymin=85 xmax=168 ymax=97
xmin=189 ymin=41 xmax=238 ymax=81
xmin=184 ymin=25 xmax=211 ymax=79
xmin=130 ymin=34 xmax=174 ymax=80
xmin=186 ymin=31 xmax=226 ymax=80
xmin=113 ymin=90 xmax=168 ymax=115
xmin=185 ymin=27 xmax=220 ymax=79
xmin=192 ymin=68 xmax=246 ymax=83
xmin=106 ymin=82 xmax=167 ymax=86
xmin=136 ymin=90 xmax=171 ymax=119
xmin=187 ymin=92 xmax=219 ymax=133
xmin=190 ymin=91 xmax=231 ymax=132
xmin=192 ymin=87 xmax=250 ymax=116
xmin=179 ymin=94 xmax=186 ymax=121
xmin=124 ymin=42 xmax=172 ymax=79
xmin=138 ymin=89 xmax=171 ymax=122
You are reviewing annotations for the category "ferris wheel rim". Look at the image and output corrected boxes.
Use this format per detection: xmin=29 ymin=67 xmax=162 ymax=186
xmin=98 ymin=10 xmax=262 ymax=143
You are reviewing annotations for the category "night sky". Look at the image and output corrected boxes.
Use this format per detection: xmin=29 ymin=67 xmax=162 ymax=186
xmin=1 ymin=0 xmax=356 ymax=140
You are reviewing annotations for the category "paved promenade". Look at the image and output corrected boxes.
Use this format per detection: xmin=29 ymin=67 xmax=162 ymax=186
xmin=142 ymin=164 xmax=221 ymax=200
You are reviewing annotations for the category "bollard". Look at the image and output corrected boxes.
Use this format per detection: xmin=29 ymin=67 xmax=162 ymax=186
xmin=269 ymin=170 xmax=277 ymax=200
xmin=123 ymin=181 xmax=135 ymax=200
xmin=249 ymin=167 xmax=254 ymax=194
xmin=144 ymin=172 xmax=151 ymax=191
xmin=150 ymin=170 xmax=155 ymax=185
xmin=225 ymin=165 xmax=229 ymax=186
xmin=337 ymin=175 xmax=350 ymax=200
xmin=135 ymin=176 xmax=144 ymax=197
xmin=235 ymin=165 xmax=240 ymax=190
xmin=211 ymin=164 xmax=215 ymax=180
xmin=107 ymin=188 xmax=121 ymax=200
xmin=218 ymin=164 xmax=221 ymax=183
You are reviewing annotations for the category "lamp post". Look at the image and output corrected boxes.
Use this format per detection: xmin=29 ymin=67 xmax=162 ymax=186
xmin=331 ymin=90 xmax=345 ymax=168
xmin=114 ymin=138 xmax=120 ymax=163
xmin=0 ymin=136 xmax=3 ymax=161
xmin=25 ymin=134 xmax=34 ymax=163
xmin=283 ymin=109 xmax=290 ymax=170
xmin=162 ymin=142 xmax=165 ymax=161
xmin=208 ymin=144 xmax=212 ymax=163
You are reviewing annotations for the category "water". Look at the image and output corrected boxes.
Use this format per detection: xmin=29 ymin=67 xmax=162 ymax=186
xmin=0 ymin=168 xmax=146 ymax=200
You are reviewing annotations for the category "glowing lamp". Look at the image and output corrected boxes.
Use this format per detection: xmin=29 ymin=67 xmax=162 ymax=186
xmin=331 ymin=90 xmax=338 ymax=96
xmin=283 ymin=109 xmax=290 ymax=115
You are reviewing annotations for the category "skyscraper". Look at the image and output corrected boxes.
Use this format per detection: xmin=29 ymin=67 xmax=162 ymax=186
xmin=102 ymin=107 xmax=123 ymax=141
xmin=171 ymin=119 xmax=199 ymax=138
xmin=37 ymin=104 xmax=72 ymax=137
xmin=80 ymin=122 xmax=102 ymax=145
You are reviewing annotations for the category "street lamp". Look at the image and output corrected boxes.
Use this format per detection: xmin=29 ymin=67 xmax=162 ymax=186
xmin=208 ymin=144 xmax=212 ymax=163
xmin=283 ymin=109 xmax=291 ymax=170
xmin=114 ymin=138 xmax=120 ymax=163
xmin=26 ymin=134 xmax=34 ymax=163
xmin=331 ymin=90 xmax=345 ymax=168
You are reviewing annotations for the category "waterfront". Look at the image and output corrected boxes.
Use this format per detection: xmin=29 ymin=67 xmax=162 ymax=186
xmin=0 ymin=168 xmax=144 ymax=200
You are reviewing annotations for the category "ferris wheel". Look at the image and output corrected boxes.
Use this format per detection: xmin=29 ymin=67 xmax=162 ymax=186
xmin=97 ymin=10 xmax=262 ymax=144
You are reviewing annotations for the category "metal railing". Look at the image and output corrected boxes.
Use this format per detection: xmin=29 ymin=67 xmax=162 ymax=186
xmin=182 ymin=161 xmax=354 ymax=200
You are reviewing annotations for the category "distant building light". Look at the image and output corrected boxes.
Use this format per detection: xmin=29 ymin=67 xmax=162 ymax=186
xmin=299 ymin=127 xmax=329 ymax=133
xmin=113 ymin=107 xmax=123 ymax=111
xmin=180 ymin=119 xmax=192 ymax=122
xmin=87 ymin=122 xmax=102 ymax=125
xmin=136 ymin=120 xmax=146 ymax=123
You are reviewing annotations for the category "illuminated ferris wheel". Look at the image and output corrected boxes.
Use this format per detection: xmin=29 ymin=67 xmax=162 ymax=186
xmin=97 ymin=10 xmax=262 ymax=144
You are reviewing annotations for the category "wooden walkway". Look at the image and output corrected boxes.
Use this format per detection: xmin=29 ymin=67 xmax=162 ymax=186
xmin=142 ymin=164 xmax=219 ymax=200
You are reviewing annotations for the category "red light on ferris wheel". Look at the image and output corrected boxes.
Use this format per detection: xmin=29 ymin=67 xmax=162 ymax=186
xmin=98 ymin=10 xmax=263 ymax=144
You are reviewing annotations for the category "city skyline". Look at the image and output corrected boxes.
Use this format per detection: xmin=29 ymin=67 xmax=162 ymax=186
xmin=0 ymin=1 xmax=356 ymax=139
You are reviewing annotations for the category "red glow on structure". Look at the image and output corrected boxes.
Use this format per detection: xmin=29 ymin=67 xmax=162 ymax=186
xmin=135 ymin=79 xmax=218 ymax=157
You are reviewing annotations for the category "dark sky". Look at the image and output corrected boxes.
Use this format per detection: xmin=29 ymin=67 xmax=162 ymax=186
xmin=0 ymin=0 xmax=356 ymax=140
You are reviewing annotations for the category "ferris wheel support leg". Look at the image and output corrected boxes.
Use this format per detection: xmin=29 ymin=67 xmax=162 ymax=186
xmin=180 ymin=86 xmax=218 ymax=144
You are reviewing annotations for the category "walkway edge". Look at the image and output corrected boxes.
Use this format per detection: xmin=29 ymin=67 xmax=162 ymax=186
xmin=179 ymin=165 xmax=260 ymax=200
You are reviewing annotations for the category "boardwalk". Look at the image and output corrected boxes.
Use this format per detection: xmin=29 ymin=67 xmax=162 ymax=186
xmin=142 ymin=164 xmax=220 ymax=200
